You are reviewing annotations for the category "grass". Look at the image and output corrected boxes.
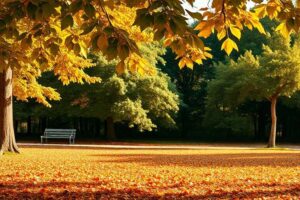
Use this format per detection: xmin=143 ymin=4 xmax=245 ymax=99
xmin=0 ymin=147 xmax=299 ymax=199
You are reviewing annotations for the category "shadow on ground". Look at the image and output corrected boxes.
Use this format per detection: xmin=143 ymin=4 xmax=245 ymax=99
xmin=90 ymin=152 xmax=300 ymax=167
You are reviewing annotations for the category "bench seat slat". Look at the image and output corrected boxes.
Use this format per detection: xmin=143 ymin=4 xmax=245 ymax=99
xmin=41 ymin=129 xmax=76 ymax=144
xmin=42 ymin=136 xmax=74 ymax=137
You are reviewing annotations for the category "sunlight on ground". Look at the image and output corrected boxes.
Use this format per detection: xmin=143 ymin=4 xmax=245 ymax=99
xmin=0 ymin=148 xmax=299 ymax=199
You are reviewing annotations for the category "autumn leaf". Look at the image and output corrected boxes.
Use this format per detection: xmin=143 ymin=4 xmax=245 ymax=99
xmin=276 ymin=22 xmax=290 ymax=38
xmin=217 ymin=29 xmax=226 ymax=40
xmin=179 ymin=57 xmax=193 ymax=69
xmin=0 ymin=148 xmax=299 ymax=199
xmin=229 ymin=26 xmax=241 ymax=40
xmin=221 ymin=38 xmax=238 ymax=55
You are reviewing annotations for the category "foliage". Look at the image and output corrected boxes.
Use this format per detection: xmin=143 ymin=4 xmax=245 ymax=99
xmin=207 ymin=32 xmax=300 ymax=106
xmin=71 ymin=59 xmax=180 ymax=131
xmin=0 ymin=147 xmax=299 ymax=199
xmin=206 ymin=33 xmax=300 ymax=146
xmin=26 ymin=42 xmax=179 ymax=132
xmin=1 ymin=0 xmax=300 ymax=80
xmin=0 ymin=8 xmax=100 ymax=107
xmin=203 ymin=105 xmax=254 ymax=136
xmin=0 ymin=0 xmax=299 ymax=130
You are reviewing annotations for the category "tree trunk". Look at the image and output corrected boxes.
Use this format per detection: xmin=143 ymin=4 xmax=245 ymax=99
xmin=0 ymin=67 xmax=19 ymax=154
xmin=105 ymin=117 xmax=116 ymax=140
xmin=268 ymin=97 xmax=277 ymax=148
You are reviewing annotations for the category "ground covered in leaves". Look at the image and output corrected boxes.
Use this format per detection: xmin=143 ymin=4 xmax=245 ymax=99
xmin=0 ymin=147 xmax=299 ymax=199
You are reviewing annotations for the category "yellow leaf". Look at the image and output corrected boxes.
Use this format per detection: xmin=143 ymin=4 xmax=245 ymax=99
xmin=178 ymin=58 xmax=186 ymax=69
xmin=221 ymin=38 xmax=238 ymax=55
xmin=276 ymin=22 xmax=290 ymax=38
xmin=204 ymin=52 xmax=213 ymax=59
xmin=194 ymin=58 xmax=203 ymax=65
xmin=186 ymin=58 xmax=193 ymax=69
xmin=251 ymin=20 xmax=266 ymax=34
xmin=217 ymin=29 xmax=226 ymax=40
xmin=229 ymin=26 xmax=241 ymax=40
xmin=245 ymin=22 xmax=253 ymax=30
xmin=255 ymin=6 xmax=266 ymax=18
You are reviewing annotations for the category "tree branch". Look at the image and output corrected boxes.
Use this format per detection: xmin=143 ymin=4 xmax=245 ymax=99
xmin=99 ymin=0 xmax=114 ymax=28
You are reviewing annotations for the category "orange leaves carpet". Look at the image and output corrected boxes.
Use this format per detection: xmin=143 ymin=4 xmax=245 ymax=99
xmin=0 ymin=148 xmax=299 ymax=199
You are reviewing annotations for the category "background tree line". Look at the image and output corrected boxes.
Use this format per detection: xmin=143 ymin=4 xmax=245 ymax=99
xmin=13 ymin=19 xmax=300 ymax=144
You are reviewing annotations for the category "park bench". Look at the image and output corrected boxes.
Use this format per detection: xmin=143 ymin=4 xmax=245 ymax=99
xmin=41 ymin=129 xmax=76 ymax=144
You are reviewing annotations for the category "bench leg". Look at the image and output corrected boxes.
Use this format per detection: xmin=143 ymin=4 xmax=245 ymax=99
xmin=41 ymin=137 xmax=43 ymax=144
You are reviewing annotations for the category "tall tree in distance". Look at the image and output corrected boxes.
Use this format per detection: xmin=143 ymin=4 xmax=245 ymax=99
xmin=207 ymin=33 xmax=300 ymax=147
xmin=258 ymin=34 xmax=300 ymax=147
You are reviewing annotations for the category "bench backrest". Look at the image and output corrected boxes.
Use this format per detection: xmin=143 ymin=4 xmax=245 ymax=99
xmin=44 ymin=129 xmax=76 ymax=137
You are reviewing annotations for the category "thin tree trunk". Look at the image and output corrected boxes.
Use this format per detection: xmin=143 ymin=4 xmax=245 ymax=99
xmin=0 ymin=67 xmax=19 ymax=154
xmin=106 ymin=117 xmax=116 ymax=140
xmin=268 ymin=97 xmax=277 ymax=148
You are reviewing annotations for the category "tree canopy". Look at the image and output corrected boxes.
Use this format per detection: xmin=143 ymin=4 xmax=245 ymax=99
xmin=70 ymin=46 xmax=179 ymax=138
xmin=207 ymin=33 xmax=300 ymax=147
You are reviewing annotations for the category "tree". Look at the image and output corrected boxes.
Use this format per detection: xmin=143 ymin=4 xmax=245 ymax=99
xmin=70 ymin=46 xmax=179 ymax=140
xmin=0 ymin=14 xmax=100 ymax=154
xmin=207 ymin=33 xmax=300 ymax=147
xmin=1 ymin=0 xmax=300 ymax=153
xmin=0 ymin=3 xmax=153 ymax=153
xmin=82 ymin=71 xmax=179 ymax=140
xmin=160 ymin=18 xmax=276 ymax=139
xmin=23 ymin=42 xmax=179 ymax=140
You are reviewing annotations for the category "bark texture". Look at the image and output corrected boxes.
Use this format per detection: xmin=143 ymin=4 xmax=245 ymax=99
xmin=0 ymin=67 xmax=19 ymax=154
xmin=268 ymin=97 xmax=277 ymax=148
